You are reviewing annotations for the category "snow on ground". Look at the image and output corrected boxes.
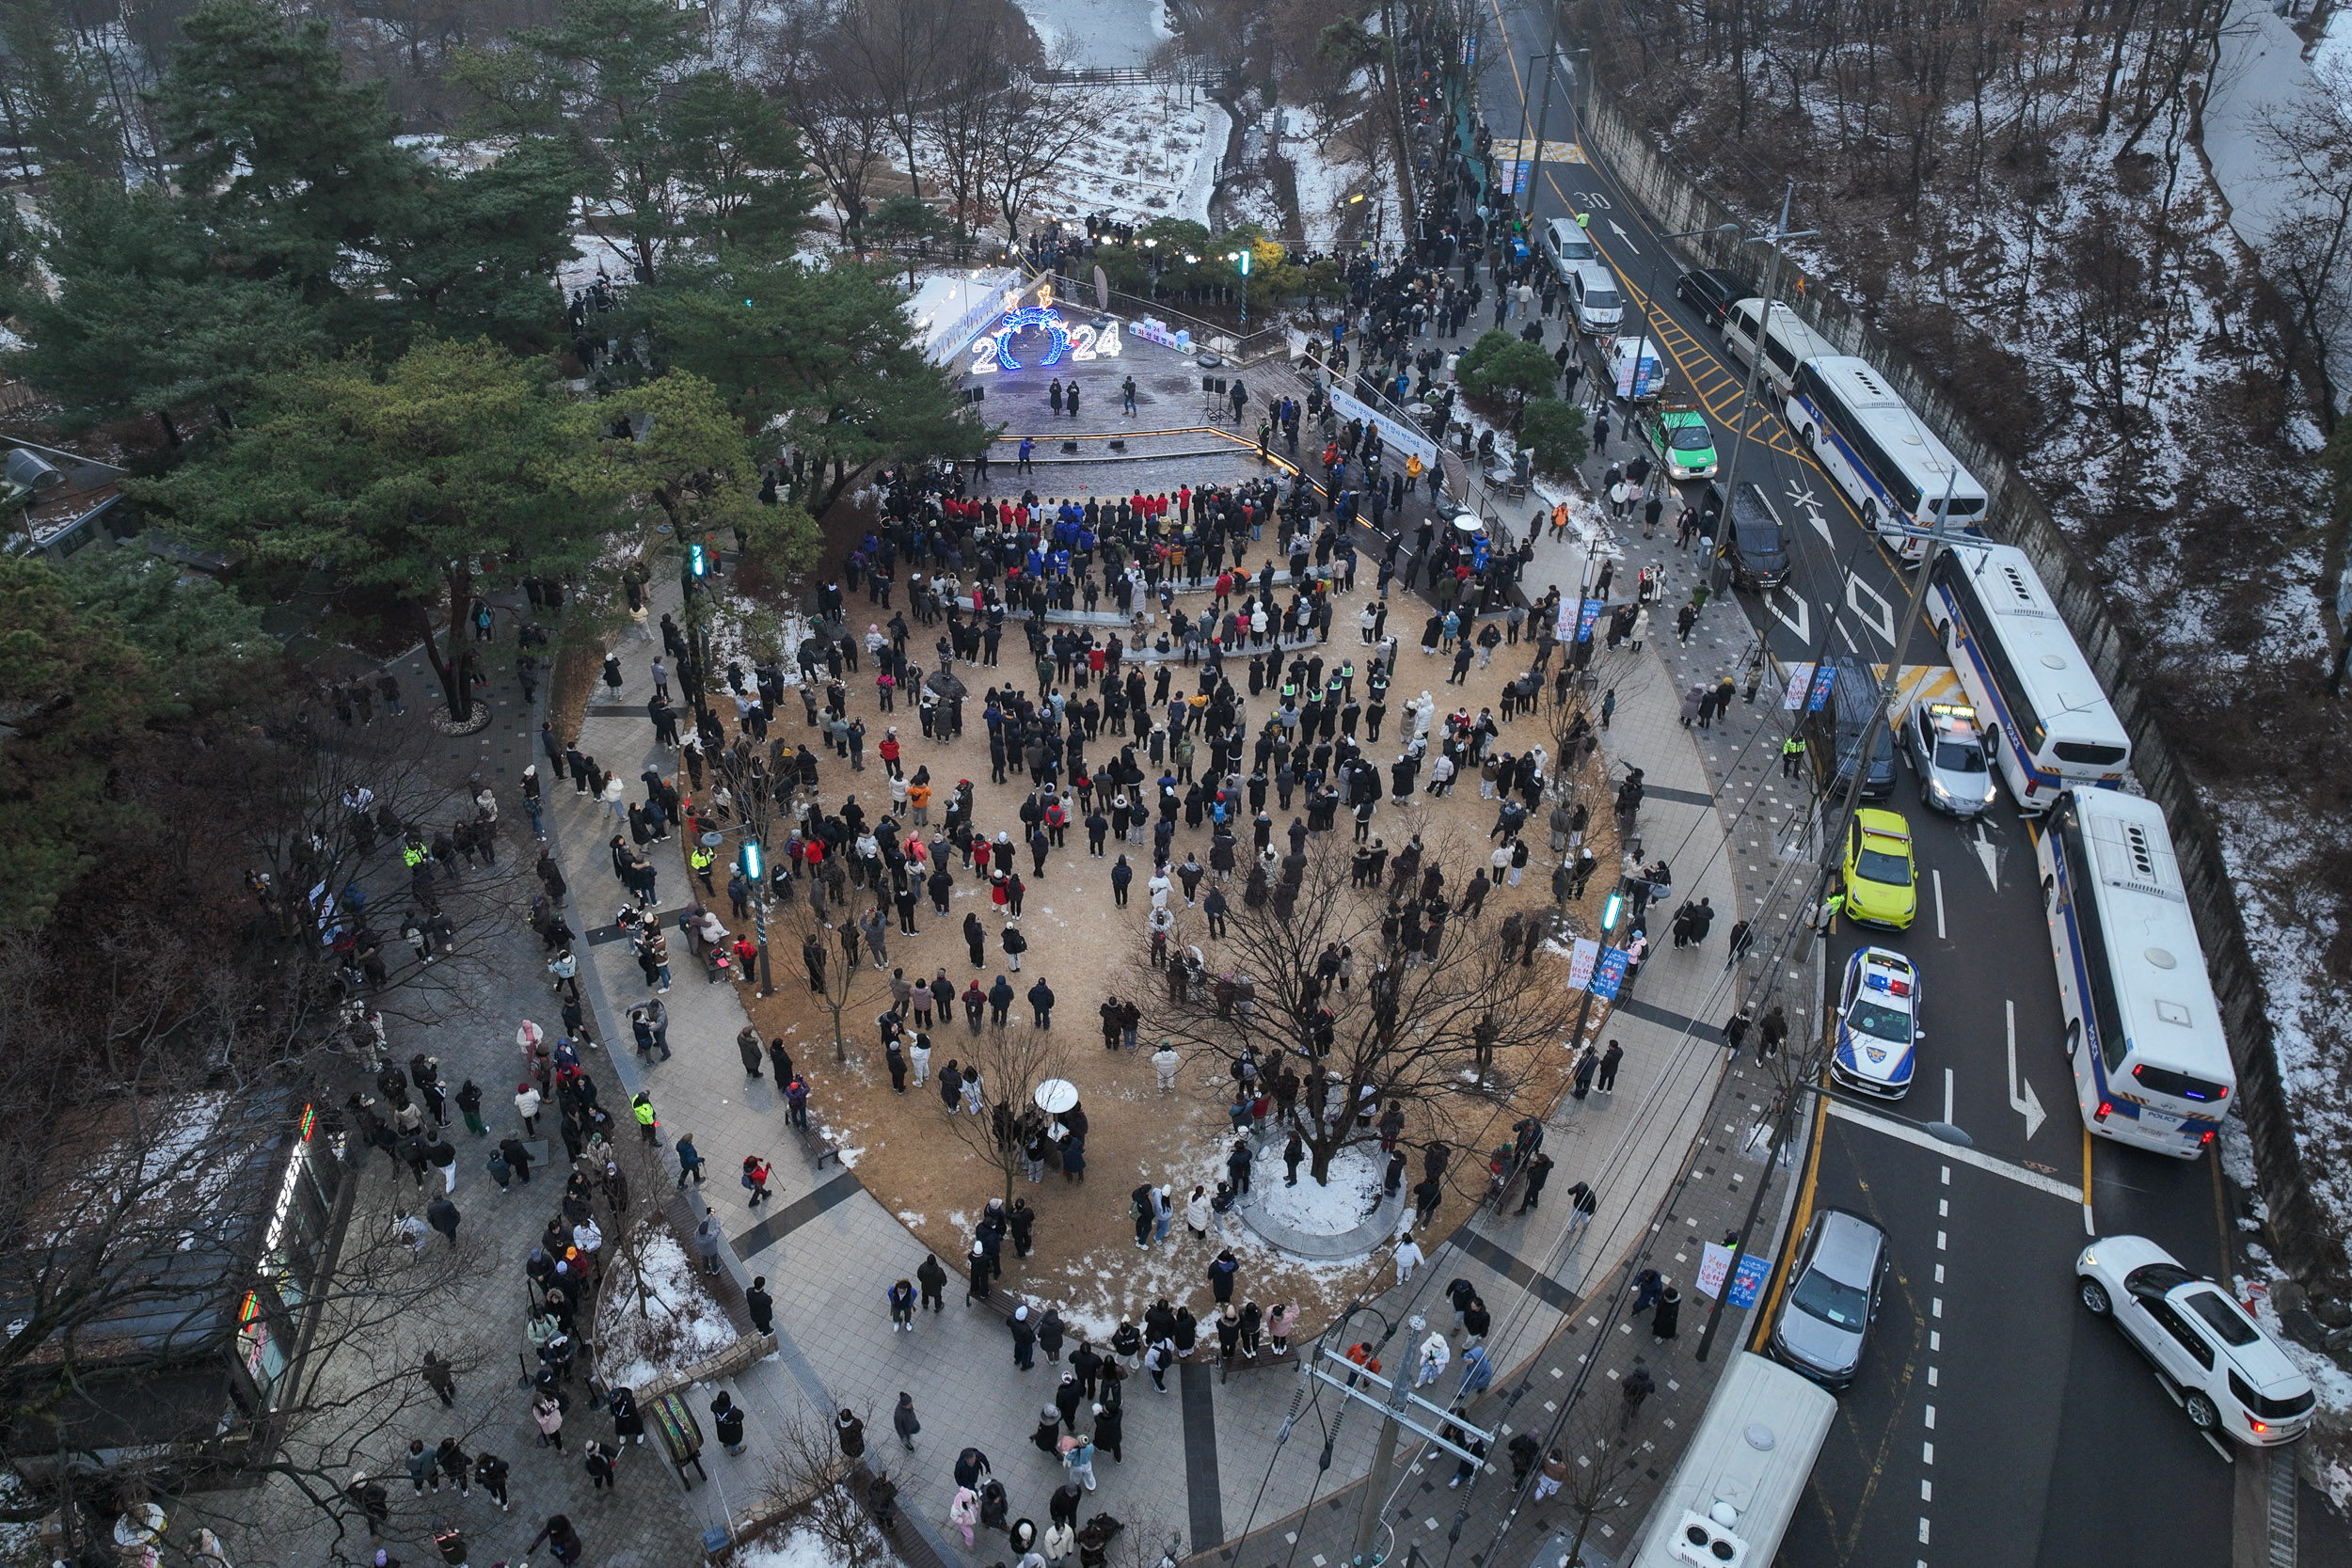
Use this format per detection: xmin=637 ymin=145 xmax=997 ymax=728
xmin=595 ymin=1226 xmax=739 ymax=1392
xmin=736 ymin=1493 xmax=903 ymax=1568
xmin=1028 ymin=1126 xmax=1384 ymax=1341
xmin=1014 ymin=0 xmax=1172 ymax=67
xmin=1249 ymin=1137 xmax=1386 ymax=1235
xmin=1285 ymin=107 xmax=1374 ymax=252
xmin=1032 ymin=82 xmax=1216 ymax=230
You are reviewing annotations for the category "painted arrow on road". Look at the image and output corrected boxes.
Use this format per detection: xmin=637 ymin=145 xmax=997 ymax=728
xmin=1764 ymin=585 xmax=1809 ymax=645
xmin=1975 ymin=819 xmax=1999 ymax=890
xmin=2007 ymin=998 xmax=2046 ymax=1140
xmin=1607 ymin=220 xmax=1639 ymax=254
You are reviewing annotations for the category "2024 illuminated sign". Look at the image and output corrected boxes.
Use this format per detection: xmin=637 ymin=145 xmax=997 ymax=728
xmin=970 ymin=303 xmax=1122 ymax=374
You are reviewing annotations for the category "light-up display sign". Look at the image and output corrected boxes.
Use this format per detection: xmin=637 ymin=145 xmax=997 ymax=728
xmin=969 ymin=284 xmax=1122 ymax=374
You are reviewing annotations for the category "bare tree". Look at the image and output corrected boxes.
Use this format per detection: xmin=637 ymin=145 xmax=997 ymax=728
xmin=934 ymin=1009 xmax=1072 ymax=1209
xmin=758 ymin=0 xmax=895 ymax=238
xmin=918 ymin=1 xmax=1027 ymax=245
xmin=778 ymin=894 xmax=882 ymax=1064
xmin=760 ymin=1402 xmax=890 ymax=1568
xmin=983 ymin=70 xmax=1089 ymax=241
xmin=2256 ymin=56 xmax=2352 ymax=421
xmin=1138 ymin=833 xmax=1579 ymax=1182
xmin=1549 ymin=1397 xmax=1652 ymax=1568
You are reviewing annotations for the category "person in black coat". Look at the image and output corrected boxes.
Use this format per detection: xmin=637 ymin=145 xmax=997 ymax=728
xmin=711 ymin=1392 xmax=747 ymax=1453
xmin=609 ymin=1386 xmax=645 ymax=1445
xmin=954 ymin=1447 xmax=993 ymax=1489
xmin=1091 ymin=1400 xmax=1123 ymax=1461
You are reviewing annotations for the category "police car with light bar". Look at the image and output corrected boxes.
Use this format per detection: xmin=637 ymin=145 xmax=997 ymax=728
xmin=1905 ymin=701 xmax=1996 ymax=818
xmin=1831 ymin=946 xmax=1922 ymax=1099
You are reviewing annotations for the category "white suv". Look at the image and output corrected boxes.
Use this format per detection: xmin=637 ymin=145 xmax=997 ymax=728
xmin=1565 ymin=262 xmax=1623 ymax=335
xmin=2075 ymin=1236 xmax=2315 ymax=1446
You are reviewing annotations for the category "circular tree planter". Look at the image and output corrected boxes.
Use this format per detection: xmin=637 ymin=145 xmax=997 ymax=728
xmin=432 ymin=701 xmax=494 ymax=737
xmin=1236 ymin=1138 xmax=1404 ymax=1260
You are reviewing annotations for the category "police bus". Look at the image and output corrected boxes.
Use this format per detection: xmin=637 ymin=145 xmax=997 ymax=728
xmin=1926 ymin=541 xmax=2131 ymax=815
xmin=2037 ymin=788 xmax=2233 ymax=1161
xmin=1786 ymin=356 xmax=1989 ymax=560
xmin=1629 ymin=1353 xmax=1836 ymax=1568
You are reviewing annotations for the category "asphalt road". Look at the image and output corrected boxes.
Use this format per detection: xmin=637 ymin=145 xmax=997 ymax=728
xmin=1469 ymin=8 xmax=2241 ymax=1563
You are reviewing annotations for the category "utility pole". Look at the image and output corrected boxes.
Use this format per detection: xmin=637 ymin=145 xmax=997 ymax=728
xmin=1522 ymin=55 xmax=1557 ymax=223
xmin=1692 ymin=470 xmax=1959 ymax=1364
xmin=1697 ymin=184 xmax=1815 ymax=593
xmin=1303 ymin=1309 xmax=1498 ymax=1567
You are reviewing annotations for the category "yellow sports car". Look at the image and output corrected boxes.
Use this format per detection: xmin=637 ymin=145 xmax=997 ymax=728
xmin=1841 ymin=809 xmax=1916 ymax=930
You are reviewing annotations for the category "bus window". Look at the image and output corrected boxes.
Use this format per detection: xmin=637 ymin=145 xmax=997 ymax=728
xmin=2053 ymin=740 xmax=2127 ymax=767
xmin=2131 ymin=1063 xmax=2229 ymax=1103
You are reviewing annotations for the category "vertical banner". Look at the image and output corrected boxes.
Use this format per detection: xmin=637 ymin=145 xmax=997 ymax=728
xmin=1783 ymin=661 xmax=1814 ymax=710
xmin=1565 ymin=937 xmax=1599 ymax=992
xmin=1590 ymin=947 xmax=1629 ymax=1002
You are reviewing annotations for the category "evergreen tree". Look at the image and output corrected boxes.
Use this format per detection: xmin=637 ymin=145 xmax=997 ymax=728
xmin=151 ymin=0 xmax=419 ymax=301
xmin=129 ymin=340 xmax=628 ymax=721
xmin=0 ymin=0 xmax=121 ymax=179
xmin=637 ymin=253 xmax=988 ymax=510
xmin=0 ymin=557 xmax=158 ymax=928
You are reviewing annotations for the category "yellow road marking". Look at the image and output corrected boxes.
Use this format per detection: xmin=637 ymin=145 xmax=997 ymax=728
xmin=1751 ymin=1087 xmax=1833 ymax=1352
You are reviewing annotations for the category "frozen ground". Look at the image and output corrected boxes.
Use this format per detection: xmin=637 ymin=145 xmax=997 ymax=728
xmin=1249 ymin=1138 xmax=1387 ymax=1235
xmin=1032 ymin=81 xmax=1217 ymax=230
xmin=736 ymin=1498 xmax=901 ymax=1568
xmin=1016 ymin=0 xmax=1173 ymax=67
xmin=596 ymin=1226 xmax=740 ymax=1392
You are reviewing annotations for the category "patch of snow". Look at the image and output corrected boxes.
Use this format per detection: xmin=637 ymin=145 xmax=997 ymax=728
xmin=595 ymin=1226 xmax=738 ymax=1393
xmin=1250 ymin=1137 xmax=1385 ymax=1235
xmin=736 ymin=1494 xmax=903 ymax=1568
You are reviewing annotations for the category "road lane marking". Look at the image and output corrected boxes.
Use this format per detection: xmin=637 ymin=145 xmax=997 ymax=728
xmin=1836 ymin=616 xmax=1859 ymax=654
xmin=1922 ymin=1441 xmax=1933 ymax=1464
xmin=2006 ymin=998 xmax=2046 ymax=1140
xmin=1924 ymin=1404 xmax=1936 ymax=1428
xmin=1827 ymin=1098 xmax=2086 ymax=1200
xmin=1932 ymin=868 xmax=1946 ymax=939
xmin=1943 ymin=1067 xmax=1954 ymax=1125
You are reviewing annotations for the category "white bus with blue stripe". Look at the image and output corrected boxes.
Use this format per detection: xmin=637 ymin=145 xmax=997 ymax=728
xmin=1787 ymin=356 xmax=1988 ymax=560
xmin=2036 ymin=788 xmax=2233 ymax=1160
xmin=1927 ymin=542 xmax=2131 ymax=815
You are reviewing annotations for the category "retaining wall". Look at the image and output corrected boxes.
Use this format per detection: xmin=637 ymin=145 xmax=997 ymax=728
xmin=1569 ymin=87 xmax=2342 ymax=1279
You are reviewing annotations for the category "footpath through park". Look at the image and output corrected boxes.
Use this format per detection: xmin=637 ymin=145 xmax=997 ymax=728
xmin=533 ymin=419 xmax=1825 ymax=1567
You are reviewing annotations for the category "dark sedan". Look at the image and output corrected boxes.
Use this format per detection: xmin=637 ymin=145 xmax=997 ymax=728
xmin=1675 ymin=268 xmax=1754 ymax=327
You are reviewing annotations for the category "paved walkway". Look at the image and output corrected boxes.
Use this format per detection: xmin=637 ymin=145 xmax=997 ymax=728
xmin=531 ymin=469 xmax=1804 ymax=1566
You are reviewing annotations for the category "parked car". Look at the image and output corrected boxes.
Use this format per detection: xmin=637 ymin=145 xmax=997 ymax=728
xmin=1675 ymin=268 xmax=1754 ymax=327
xmin=1639 ymin=404 xmax=1717 ymax=480
xmin=2076 ymin=1236 xmax=2315 ymax=1446
xmin=1565 ymin=261 xmax=1624 ymax=335
xmin=1709 ymin=481 xmax=1790 ymax=591
xmin=1769 ymin=1208 xmax=1888 ymax=1386
xmin=1830 ymin=946 xmax=1921 ymax=1100
xmin=1543 ymin=216 xmax=1602 ymax=281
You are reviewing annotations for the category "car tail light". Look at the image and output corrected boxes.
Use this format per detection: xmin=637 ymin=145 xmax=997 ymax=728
xmin=2095 ymin=1101 xmax=2112 ymax=1122
xmin=2249 ymin=1415 xmax=2268 ymax=1434
xmin=2201 ymin=1130 xmax=2216 ymax=1146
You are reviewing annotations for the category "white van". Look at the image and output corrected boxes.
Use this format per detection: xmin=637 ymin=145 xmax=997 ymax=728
xmin=1542 ymin=216 xmax=1600 ymax=281
xmin=1565 ymin=261 xmax=1624 ymax=335
xmin=1723 ymin=298 xmax=1838 ymax=394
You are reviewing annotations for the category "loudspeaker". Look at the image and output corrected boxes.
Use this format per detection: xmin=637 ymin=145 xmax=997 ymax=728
xmin=1060 ymin=440 xmax=1080 ymax=454
xmin=1213 ymin=378 xmax=1228 ymax=395
xmin=1201 ymin=375 xmax=1216 ymax=392
xmin=1108 ymin=439 xmax=1127 ymax=452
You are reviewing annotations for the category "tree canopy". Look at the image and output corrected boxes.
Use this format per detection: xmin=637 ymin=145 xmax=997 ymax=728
xmin=129 ymin=339 xmax=631 ymax=717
